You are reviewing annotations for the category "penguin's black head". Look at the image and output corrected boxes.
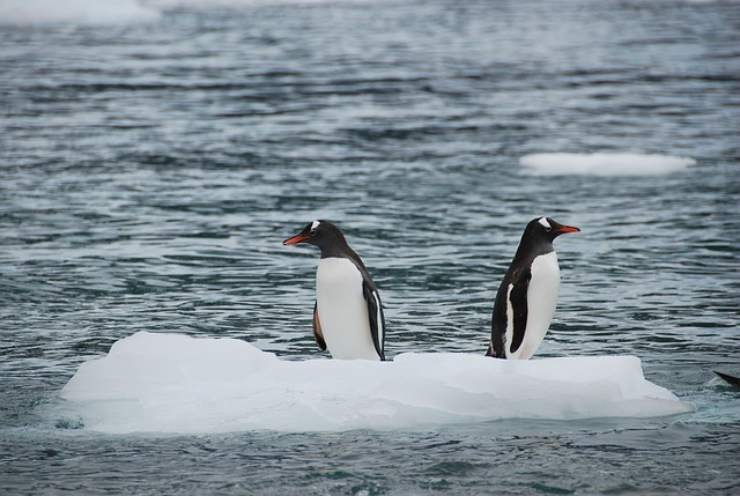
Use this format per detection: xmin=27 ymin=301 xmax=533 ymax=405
xmin=282 ymin=220 xmax=348 ymax=252
xmin=525 ymin=216 xmax=581 ymax=243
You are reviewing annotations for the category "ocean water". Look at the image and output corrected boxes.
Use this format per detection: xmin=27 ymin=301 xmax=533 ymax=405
xmin=1 ymin=0 xmax=739 ymax=494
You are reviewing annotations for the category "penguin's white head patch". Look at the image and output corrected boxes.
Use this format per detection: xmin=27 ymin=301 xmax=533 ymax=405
xmin=538 ymin=217 xmax=551 ymax=229
xmin=311 ymin=220 xmax=320 ymax=231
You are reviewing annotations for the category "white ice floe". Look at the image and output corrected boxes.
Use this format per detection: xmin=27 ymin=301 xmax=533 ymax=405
xmin=520 ymin=153 xmax=696 ymax=176
xmin=0 ymin=0 xmax=367 ymax=25
xmin=59 ymin=332 xmax=690 ymax=433
xmin=0 ymin=0 xmax=161 ymax=25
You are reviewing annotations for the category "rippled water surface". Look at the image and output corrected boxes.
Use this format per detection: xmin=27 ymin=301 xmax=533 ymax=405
xmin=1 ymin=0 xmax=739 ymax=494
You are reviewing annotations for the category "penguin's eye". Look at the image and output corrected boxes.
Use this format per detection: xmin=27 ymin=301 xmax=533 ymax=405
xmin=310 ymin=229 xmax=317 ymax=236
xmin=545 ymin=226 xmax=552 ymax=232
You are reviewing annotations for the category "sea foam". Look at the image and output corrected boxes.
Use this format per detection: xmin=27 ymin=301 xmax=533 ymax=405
xmin=520 ymin=153 xmax=696 ymax=176
xmin=58 ymin=332 xmax=690 ymax=433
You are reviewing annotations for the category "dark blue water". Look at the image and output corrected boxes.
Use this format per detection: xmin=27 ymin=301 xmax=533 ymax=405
xmin=1 ymin=0 xmax=739 ymax=494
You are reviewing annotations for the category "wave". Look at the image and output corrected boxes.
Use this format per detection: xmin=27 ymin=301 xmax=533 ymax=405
xmin=57 ymin=332 xmax=690 ymax=433
xmin=520 ymin=153 xmax=696 ymax=176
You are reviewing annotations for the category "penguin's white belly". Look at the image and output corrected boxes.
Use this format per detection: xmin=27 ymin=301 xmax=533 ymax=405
xmin=316 ymin=258 xmax=379 ymax=361
xmin=517 ymin=251 xmax=560 ymax=359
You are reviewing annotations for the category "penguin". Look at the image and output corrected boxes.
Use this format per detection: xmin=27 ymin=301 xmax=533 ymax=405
xmin=714 ymin=371 xmax=740 ymax=388
xmin=487 ymin=216 xmax=580 ymax=359
xmin=283 ymin=220 xmax=386 ymax=361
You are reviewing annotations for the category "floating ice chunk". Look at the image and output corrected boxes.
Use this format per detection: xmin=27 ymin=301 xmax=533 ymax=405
xmin=0 ymin=0 xmax=159 ymax=25
xmin=0 ymin=0 xmax=373 ymax=25
xmin=520 ymin=153 xmax=696 ymax=176
xmin=59 ymin=332 xmax=690 ymax=433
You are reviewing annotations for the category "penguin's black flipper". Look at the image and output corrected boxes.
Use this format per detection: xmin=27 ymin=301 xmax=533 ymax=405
xmin=312 ymin=301 xmax=327 ymax=351
xmin=714 ymin=370 xmax=740 ymax=388
xmin=490 ymin=285 xmax=508 ymax=358
xmin=509 ymin=268 xmax=532 ymax=355
xmin=363 ymin=280 xmax=386 ymax=361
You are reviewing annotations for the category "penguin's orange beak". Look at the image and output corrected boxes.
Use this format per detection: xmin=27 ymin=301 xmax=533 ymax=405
xmin=557 ymin=225 xmax=581 ymax=234
xmin=283 ymin=233 xmax=310 ymax=245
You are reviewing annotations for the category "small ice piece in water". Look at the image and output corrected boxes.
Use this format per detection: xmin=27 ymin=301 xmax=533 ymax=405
xmin=520 ymin=153 xmax=696 ymax=176
xmin=0 ymin=0 xmax=160 ymax=25
xmin=59 ymin=332 xmax=691 ymax=434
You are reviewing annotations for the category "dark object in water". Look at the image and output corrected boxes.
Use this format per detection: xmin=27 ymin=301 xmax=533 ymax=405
xmin=713 ymin=370 xmax=740 ymax=388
